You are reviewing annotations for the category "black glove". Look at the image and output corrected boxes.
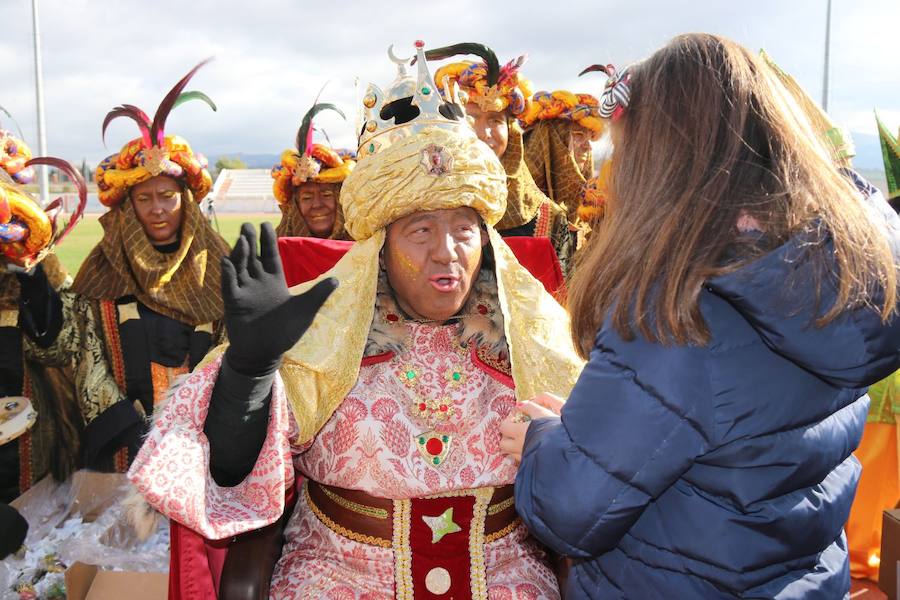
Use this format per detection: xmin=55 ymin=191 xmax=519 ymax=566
xmin=14 ymin=263 xmax=62 ymax=347
xmin=221 ymin=222 xmax=337 ymax=376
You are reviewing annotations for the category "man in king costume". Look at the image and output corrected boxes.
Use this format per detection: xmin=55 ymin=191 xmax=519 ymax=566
xmin=128 ymin=41 xmax=583 ymax=599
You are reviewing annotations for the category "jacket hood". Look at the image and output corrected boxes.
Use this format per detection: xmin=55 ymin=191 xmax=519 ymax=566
xmin=708 ymin=189 xmax=900 ymax=388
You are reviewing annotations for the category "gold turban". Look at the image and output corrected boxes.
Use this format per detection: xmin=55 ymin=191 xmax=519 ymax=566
xmin=341 ymin=126 xmax=507 ymax=241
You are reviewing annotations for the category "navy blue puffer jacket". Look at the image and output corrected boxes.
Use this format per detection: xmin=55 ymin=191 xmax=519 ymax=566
xmin=515 ymin=191 xmax=900 ymax=599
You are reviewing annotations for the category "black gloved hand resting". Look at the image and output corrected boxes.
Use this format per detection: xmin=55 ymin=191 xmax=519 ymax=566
xmin=13 ymin=262 xmax=49 ymax=297
xmin=222 ymin=222 xmax=337 ymax=376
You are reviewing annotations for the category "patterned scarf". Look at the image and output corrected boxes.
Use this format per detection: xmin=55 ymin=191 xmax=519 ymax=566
xmin=497 ymin=121 xmax=554 ymax=231
xmin=71 ymin=194 xmax=229 ymax=325
xmin=523 ymin=119 xmax=594 ymax=223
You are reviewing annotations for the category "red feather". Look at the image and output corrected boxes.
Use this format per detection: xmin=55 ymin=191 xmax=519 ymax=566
xmin=24 ymin=157 xmax=87 ymax=245
xmin=498 ymin=55 xmax=527 ymax=83
xmin=102 ymin=105 xmax=152 ymax=147
xmin=150 ymin=57 xmax=214 ymax=147
xmin=579 ymin=64 xmax=616 ymax=78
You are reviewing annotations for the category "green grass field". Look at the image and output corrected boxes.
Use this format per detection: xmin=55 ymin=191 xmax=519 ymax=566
xmin=54 ymin=213 xmax=279 ymax=274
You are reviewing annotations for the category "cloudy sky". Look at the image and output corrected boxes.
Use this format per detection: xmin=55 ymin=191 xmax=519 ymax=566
xmin=2 ymin=0 xmax=898 ymax=169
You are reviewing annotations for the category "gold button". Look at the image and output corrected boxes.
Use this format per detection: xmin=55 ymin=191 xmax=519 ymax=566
xmin=425 ymin=567 xmax=451 ymax=595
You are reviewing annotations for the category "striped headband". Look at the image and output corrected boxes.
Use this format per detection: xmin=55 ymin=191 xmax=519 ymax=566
xmin=579 ymin=64 xmax=631 ymax=121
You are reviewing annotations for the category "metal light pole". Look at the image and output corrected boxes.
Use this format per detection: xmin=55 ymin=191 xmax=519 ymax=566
xmin=822 ymin=0 xmax=832 ymax=111
xmin=31 ymin=0 xmax=49 ymax=204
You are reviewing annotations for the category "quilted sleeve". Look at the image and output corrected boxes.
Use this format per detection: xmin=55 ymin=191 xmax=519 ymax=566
xmin=514 ymin=325 xmax=714 ymax=557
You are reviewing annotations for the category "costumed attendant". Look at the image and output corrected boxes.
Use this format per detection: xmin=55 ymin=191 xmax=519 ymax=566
xmin=129 ymin=41 xmax=584 ymax=598
xmin=520 ymin=87 xmax=603 ymax=228
xmin=428 ymin=43 xmax=573 ymax=273
xmin=271 ymin=102 xmax=355 ymax=238
xmin=0 ymin=123 xmax=86 ymax=556
xmin=843 ymin=113 xmax=900 ymax=582
xmin=20 ymin=61 xmax=229 ymax=473
xmin=500 ymin=33 xmax=900 ymax=598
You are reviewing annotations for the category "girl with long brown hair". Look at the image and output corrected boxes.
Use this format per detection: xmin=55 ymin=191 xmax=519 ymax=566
xmin=501 ymin=33 xmax=900 ymax=598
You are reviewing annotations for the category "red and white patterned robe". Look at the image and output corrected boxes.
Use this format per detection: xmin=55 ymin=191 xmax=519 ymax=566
xmin=129 ymin=323 xmax=558 ymax=599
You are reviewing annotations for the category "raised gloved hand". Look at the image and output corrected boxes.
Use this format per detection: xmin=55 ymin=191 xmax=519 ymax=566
xmin=221 ymin=222 xmax=337 ymax=376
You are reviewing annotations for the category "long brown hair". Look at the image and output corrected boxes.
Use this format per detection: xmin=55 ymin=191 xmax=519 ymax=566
xmin=569 ymin=33 xmax=897 ymax=357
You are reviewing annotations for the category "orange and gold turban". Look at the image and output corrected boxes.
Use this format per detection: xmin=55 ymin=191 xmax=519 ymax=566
xmin=429 ymin=43 xmax=533 ymax=117
xmin=271 ymin=103 xmax=355 ymax=205
xmin=0 ymin=155 xmax=86 ymax=268
xmin=520 ymin=90 xmax=604 ymax=137
xmin=95 ymin=60 xmax=215 ymax=207
xmin=0 ymin=127 xmax=35 ymax=185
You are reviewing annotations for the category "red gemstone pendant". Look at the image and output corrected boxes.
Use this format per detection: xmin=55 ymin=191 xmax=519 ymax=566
xmin=414 ymin=431 xmax=452 ymax=466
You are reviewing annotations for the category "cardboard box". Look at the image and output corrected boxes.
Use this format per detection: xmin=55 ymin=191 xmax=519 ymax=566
xmin=65 ymin=562 xmax=167 ymax=600
xmin=881 ymin=509 xmax=900 ymax=600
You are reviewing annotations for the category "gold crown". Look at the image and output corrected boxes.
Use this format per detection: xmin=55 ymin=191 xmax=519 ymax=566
xmin=357 ymin=40 xmax=476 ymax=159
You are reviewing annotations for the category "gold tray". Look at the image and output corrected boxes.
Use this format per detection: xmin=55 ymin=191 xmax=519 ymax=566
xmin=0 ymin=396 xmax=37 ymax=445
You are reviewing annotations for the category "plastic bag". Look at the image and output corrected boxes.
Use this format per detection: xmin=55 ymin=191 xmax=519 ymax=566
xmin=1 ymin=471 xmax=169 ymax=599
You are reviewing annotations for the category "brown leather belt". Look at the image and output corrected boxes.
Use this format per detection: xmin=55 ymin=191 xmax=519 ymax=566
xmin=306 ymin=480 xmax=519 ymax=548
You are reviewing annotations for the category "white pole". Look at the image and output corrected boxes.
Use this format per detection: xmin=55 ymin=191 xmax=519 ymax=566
xmin=31 ymin=0 xmax=49 ymax=204
xmin=822 ymin=0 xmax=832 ymax=111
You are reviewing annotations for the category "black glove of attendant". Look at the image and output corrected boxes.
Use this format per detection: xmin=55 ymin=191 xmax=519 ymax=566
xmin=222 ymin=222 xmax=337 ymax=376
xmin=13 ymin=263 xmax=62 ymax=347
